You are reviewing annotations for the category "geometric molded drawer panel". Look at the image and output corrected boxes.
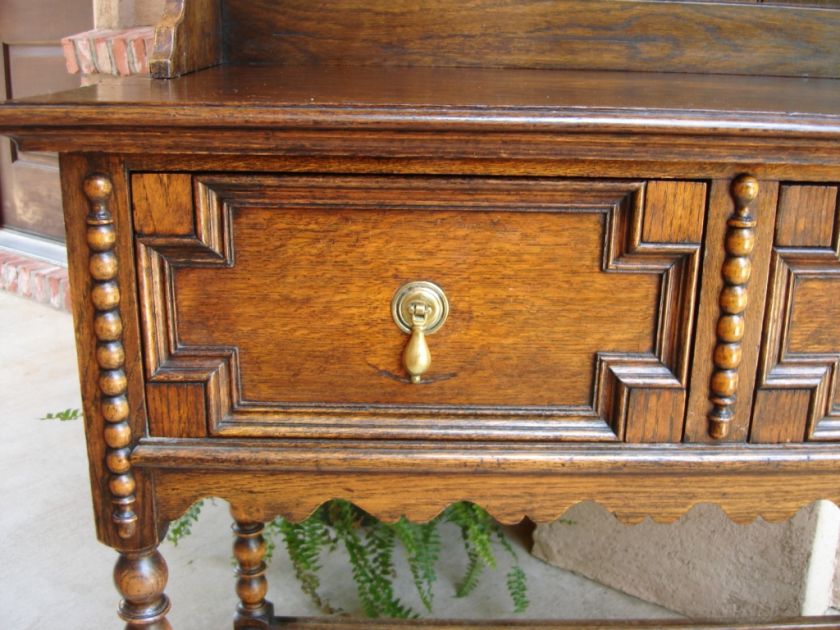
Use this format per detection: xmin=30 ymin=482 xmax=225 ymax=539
xmin=752 ymin=184 xmax=840 ymax=442
xmin=133 ymin=174 xmax=704 ymax=443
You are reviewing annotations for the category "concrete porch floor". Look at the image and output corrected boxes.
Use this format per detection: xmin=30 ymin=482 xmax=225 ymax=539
xmin=0 ymin=291 xmax=686 ymax=628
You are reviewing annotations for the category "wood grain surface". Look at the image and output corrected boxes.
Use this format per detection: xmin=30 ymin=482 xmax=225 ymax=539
xmin=142 ymin=452 xmax=840 ymax=525
xmin=684 ymin=179 xmax=779 ymax=442
xmin=133 ymin=174 xmax=702 ymax=442
xmin=7 ymin=65 xmax=840 ymax=124
xmin=751 ymin=183 xmax=840 ymax=442
xmin=60 ymin=154 xmax=158 ymax=550
xmin=150 ymin=0 xmax=222 ymax=78
xmin=224 ymin=0 xmax=840 ymax=78
xmin=26 ymin=2 xmax=840 ymax=626
xmin=3 ymin=66 xmax=840 ymax=166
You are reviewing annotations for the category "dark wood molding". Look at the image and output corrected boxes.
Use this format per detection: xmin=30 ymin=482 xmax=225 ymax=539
xmin=150 ymin=0 xmax=222 ymax=78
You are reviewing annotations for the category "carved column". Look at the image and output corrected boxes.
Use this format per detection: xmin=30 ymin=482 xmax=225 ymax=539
xmin=114 ymin=549 xmax=172 ymax=629
xmin=86 ymin=174 xmax=171 ymax=628
xmin=708 ymin=174 xmax=759 ymax=439
xmin=85 ymin=173 xmax=138 ymax=538
xmin=233 ymin=516 xmax=274 ymax=629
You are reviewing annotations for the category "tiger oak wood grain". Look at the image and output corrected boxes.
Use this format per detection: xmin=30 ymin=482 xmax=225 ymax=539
xmin=775 ymin=185 xmax=839 ymax=248
xmin=132 ymin=175 xmax=700 ymax=442
xmin=150 ymin=0 xmax=221 ymax=78
xmin=121 ymin=154 xmax=840 ymax=183
xmin=145 ymin=382 xmax=208 ymax=439
xmin=752 ymin=183 xmax=840 ymax=442
xmin=224 ymin=0 xmax=840 ymax=79
xmin=60 ymin=154 xmax=157 ymax=550
xmin=132 ymin=173 xmax=195 ymax=237
xmin=684 ymin=180 xmax=779 ymax=442
xmin=148 ymin=465 xmax=840 ymax=526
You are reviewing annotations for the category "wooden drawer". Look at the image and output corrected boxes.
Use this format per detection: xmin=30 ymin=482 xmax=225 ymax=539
xmin=133 ymin=174 xmax=706 ymax=442
xmin=752 ymin=183 xmax=840 ymax=443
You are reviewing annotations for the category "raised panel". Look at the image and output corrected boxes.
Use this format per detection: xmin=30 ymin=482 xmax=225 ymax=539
xmin=134 ymin=174 xmax=703 ymax=442
xmin=776 ymin=184 xmax=838 ymax=248
xmin=752 ymin=183 xmax=840 ymax=442
xmin=146 ymin=382 xmax=208 ymax=438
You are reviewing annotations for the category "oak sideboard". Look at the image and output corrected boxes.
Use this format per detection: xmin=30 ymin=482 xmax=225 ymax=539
xmin=2 ymin=1 xmax=840 ymax=628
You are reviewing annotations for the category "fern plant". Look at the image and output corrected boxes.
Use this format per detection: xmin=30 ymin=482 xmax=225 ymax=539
xmin=39 ymin=408 xmax=83 ymax=421
xmin=167 ymin=499 xmax=529 ymax=617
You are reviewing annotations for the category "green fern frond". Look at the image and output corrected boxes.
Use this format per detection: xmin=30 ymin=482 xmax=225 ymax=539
xmin=39 ymin=407 xmax=83 ymax=421
xmin=391 ymin=518 xmax=441 ymax=611
xmin=506 ymin=566 xmax=529 ymax=613
xmin=272 ymin=507 xmax=334 ymax=614
xmin=330 ymin=502 xmax=416 ymax=619
xmin=444 ymin=503 xmax=496 ymax=568
xmin=454 ymin=548 xmax=484 ymax=598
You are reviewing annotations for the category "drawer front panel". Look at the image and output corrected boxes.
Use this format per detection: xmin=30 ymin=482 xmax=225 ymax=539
xmin=752 ymin=183 xmax=840 ymax=442
xmin=133 ymin=174 xmax=704 ymax=441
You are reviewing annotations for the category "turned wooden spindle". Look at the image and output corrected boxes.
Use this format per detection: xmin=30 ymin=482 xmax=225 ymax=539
xmin=84 ymin=173 xmax=139 ymax=539
xmin=232 ymin=517 xmax=275 ymax=629
xmin=708 ymin=174 xmax=759 ymax=439
xmin=114 ymin=548 xmax=172 ymax=629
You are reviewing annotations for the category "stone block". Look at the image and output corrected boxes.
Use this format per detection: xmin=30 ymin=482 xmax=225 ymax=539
xmin=532 ymin=500 xmax=840 ymax=620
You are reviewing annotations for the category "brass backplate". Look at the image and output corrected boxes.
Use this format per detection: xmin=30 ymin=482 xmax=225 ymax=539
xmin=391 ymin=281 xmax=449 ymax=334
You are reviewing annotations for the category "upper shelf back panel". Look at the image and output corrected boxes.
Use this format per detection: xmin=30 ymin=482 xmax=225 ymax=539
xmin=218 ymin=0 xmax=840 ymax=77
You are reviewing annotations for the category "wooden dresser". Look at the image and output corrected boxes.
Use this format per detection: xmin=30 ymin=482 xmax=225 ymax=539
xmin=3 ymin=1 xmax=840 ymax=627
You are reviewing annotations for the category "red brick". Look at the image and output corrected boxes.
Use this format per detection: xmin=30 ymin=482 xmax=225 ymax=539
xmin=0 ymin=252 xmax=70 ymax=311
xmin=117 ymin=27 xmax=154 ymax=76
xmin=131 ymin=34 xmax=150 ymax=75
xmin=44 ymin=267 xmax=70 ymax=310
xmin=72 ymin=32 xmax=97 ymax=74
xmin=93 ymin=30 xmax=117 ymax=75
xmin=1 ymin=260 xmax=18 ymax=292
xmin=61 ymin=37 xmax=80 ymax=74
xmin=111 ymin=34 xmax=131 ymax=77
xmin=16 ymin=263 xmax=31 ymax=297
xmin=32 ymin=272 xmax=47 ymax=302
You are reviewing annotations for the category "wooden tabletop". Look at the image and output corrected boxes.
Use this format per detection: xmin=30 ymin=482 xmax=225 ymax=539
xmin=3 ymin=64 xmax=840 ymax=165
xmin=2 ymin=64 xmax=840 ymax=133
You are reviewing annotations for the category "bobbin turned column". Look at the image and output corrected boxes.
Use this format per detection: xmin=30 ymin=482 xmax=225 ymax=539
xmin=83 ymin=172 xmax=172 ymax=628
xmin=115 ymin=549 xmax=172 ymax=630
xmin=707 ymin=174 xmax=760 ymax=439
xmin=232 ymin=510 xmax=274 ymax=629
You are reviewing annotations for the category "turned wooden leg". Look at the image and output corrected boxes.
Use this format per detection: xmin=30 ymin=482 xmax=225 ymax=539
xmin=114 ymin=548 xmax=172 ymax=629
xmin=232 ymin=518 xmax=274 ymax=629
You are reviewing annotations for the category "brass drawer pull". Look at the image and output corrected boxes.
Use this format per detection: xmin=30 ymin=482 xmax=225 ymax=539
xmin=391 ymin=281 xmax=449 ymax=383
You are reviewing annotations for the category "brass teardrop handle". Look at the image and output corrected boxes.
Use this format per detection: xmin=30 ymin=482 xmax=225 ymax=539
xmin=391 ymin=281 xmax=449 ymax=383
